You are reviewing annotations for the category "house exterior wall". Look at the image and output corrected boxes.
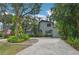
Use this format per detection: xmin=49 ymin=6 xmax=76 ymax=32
xmin=39 ymin=21 xmax=59 ymax=37
xmin=39 ymin=21 xmax=53 ymax=36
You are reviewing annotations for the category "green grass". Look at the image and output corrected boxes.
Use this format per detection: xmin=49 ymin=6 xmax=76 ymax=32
xmin=0 ymin=43 xmax=27 ymax=55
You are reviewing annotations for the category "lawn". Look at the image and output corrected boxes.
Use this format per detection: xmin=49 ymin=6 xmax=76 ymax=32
xmin=0 ymin=43 xmax=26 ymax=55
xmin=0 ymin=39 xmax=38 ymax=55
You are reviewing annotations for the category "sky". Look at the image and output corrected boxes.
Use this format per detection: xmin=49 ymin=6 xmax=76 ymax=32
xmin=37 ymin=3 xmax=54 ymax=18
xmin=4 ymin=3 xmax=54 ymax=20
xmin=5 ymin=3 xmax=54 ymax=18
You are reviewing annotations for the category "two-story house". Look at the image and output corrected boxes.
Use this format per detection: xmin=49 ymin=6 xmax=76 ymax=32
xmin=39 ymin=20 xmax=59 ymax=37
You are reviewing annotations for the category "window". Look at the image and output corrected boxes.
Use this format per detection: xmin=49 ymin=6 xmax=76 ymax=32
xmin=47 ymin=23 xmax=51 ymax=27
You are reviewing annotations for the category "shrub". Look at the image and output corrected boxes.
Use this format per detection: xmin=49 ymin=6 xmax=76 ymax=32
xmin=67 ymin=37 xmax=74 ymax=45
xmin=67 ymin=36 xmax=79 ymax=49
xmin=0 ymin=31 xmax=3 ymax=37
xmin=8 ymin=34 xmax=30 ymax=43
xmin=28 ymin=34 xmax=33 ymax=37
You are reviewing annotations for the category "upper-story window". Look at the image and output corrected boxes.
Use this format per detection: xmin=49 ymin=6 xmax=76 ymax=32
xmin=47 ymin=23 xmax=51 ymax=27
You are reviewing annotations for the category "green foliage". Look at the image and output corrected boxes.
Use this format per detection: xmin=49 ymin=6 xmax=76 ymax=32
xmin=0 ymin=31 xmax=3 ymax=37
xmin=12 ymin=3 xmax=41 ymax=37
xmin=51 ymin=4 xmax=79 ymax=49
xmin=0 ymin=3 xmax=42 ymax=39
xmin=8 ymin=34 xmax=30 ymax=43
xmin=67 ymin=37 xmax=75 ymax=45
xmin=52 ymin=4 xmax=79 ymax=39
xmin=67 ymin=37 xmax=79 ymax=48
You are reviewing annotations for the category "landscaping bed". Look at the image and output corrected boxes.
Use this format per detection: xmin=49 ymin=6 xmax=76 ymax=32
xmin=0 ymin=39 xmax=38 ymax=55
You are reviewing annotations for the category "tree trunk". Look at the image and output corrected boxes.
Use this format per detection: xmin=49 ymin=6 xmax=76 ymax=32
xmin=15 ymin=15 xmax=23 ymax=37
xmin=15 ymin=16 xmax=19 ymax=37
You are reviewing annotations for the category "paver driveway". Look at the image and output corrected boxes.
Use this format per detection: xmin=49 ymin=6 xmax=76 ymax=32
xmin=17 ymin=37 xmax=79 ymax=55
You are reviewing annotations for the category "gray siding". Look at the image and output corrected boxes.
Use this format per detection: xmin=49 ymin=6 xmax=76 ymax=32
xmin=39 ymin=21 xmax=59 ymax=37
